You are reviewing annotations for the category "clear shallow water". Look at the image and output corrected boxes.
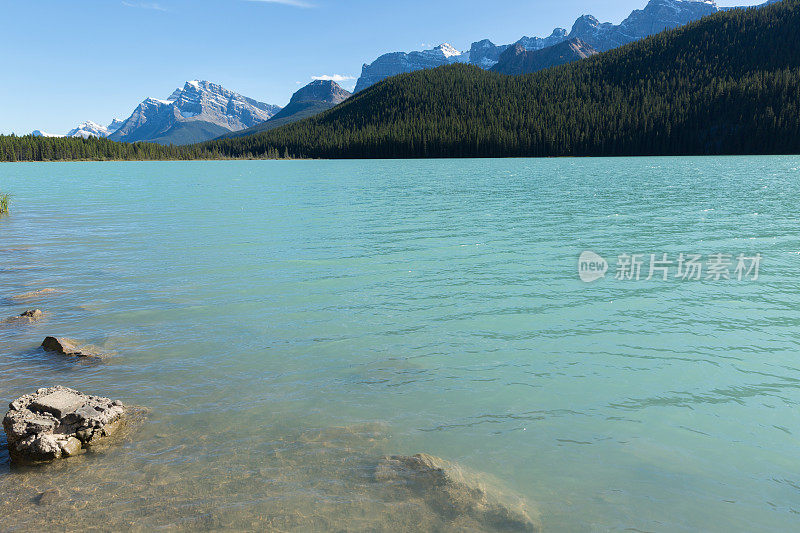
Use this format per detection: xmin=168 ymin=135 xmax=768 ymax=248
xmin=0 ymin=158 xmax=799 ymax=531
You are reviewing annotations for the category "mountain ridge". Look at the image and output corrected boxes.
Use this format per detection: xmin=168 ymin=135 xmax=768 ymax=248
xmin=108 ymin=81 xmax=281 ymax=145
xmin=491 ymin=38 xmax=599 ymax=76
xmin=353 ymin=0 xmax=766 ymax=92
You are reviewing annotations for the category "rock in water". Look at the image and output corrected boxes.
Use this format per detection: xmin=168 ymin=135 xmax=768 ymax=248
xmin=3 ymin=386 xmax=125 ymax=463
xmin=34 ymin=488 xmax=60 ymax=506
xmin=1 ymin=309 xmax=43 ymax=325
xmin=41 ymin=337 xmax=105 ymax=358
xmin=374 ymin=453 xmax=540 ymax=532
xmin=11 ymin=288 xmax=61 ymax=301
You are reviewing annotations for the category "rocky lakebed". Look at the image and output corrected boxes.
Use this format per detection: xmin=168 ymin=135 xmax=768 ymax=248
xmin=0 ymin=295 xmax=540 ymax=532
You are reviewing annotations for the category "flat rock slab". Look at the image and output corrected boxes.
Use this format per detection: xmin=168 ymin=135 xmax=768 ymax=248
xmin=31 ymin=391 xmax=87 ymax=419
xmin=3 ymin=386 xmax=126 ymax=463
xmin=41 ymin=337 xmax=106 ymax=358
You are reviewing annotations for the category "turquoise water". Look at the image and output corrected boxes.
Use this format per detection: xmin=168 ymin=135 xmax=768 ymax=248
xmin=1 ymin=158 xmax=799 ymax=531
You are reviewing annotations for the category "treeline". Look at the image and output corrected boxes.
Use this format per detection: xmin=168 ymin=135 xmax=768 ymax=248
xmin=0 ymin=134 xmax=291 ymax=162
xmin=3 ymin=0 xmax=800 ymax=162
xmin=0 ymin=134 xmax=200 ymax=162
xmin=202 ymin=0 xmax=800 ymax=159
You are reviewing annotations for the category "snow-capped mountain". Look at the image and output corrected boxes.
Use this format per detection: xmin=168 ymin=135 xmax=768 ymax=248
xmin=32 ymin=119 xmax=123 ymax=139
xmin=65 ymin=120 xmax=123 ymax=139
xmin=31 ymin=130 xmax=63 ymax=138
xmin=354 ymin=43 xmax=471 ymax=93
xmin=108 ymin=81 xmax=281 ymax=145
xmin=354 ymin=0 xmax=733 ymax=91
xmin=568 ymin=0 xmax=718 ymax=52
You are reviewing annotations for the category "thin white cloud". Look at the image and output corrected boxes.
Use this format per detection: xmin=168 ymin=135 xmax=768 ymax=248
xmin=122 ymin=1 xmax=166 ymax=10
xmin=311 ymin=74 xmax=355 ymax=83
xmin=246 ymin=0 xmax=314 ymax=7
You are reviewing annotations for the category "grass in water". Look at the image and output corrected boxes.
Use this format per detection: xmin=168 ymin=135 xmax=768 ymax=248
xmin=0 ymin=193 xmax=9 ymax=215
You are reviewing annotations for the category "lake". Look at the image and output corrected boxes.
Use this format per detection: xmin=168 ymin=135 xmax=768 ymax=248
xmin=1 ymin=158 xmax=799 ymax=531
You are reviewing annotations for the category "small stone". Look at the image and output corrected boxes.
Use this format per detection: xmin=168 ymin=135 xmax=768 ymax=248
xmin=30 ymin=391 xmax=86 ymax=419
xmin=20 ymin=309 xmax=43 ymax=319
xmin=63 ymin=404 xmax=100 ymax=425
xmin=24 ymin=415 xmax=58 ymax=434
xmin=59 ymin=437 xmax=82 ymax=457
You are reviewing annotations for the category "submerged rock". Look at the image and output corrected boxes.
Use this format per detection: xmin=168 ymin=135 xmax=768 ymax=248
xmin=11 ymin=288 xmax=61 ymax=301
xmin=41 ymin=337 xmax=105 ymax=358
xmin=3 ymin=386 xmax=126 ymax=463
xmin=1 ymin=309 xmax=43 ymax=325
xmin=34 ymin=488 xmax=61 ymax=506
xmin=374 ymin=453 xmax=540 ymax=532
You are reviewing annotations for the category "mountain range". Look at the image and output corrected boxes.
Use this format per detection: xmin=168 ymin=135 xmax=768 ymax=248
xmin=34 ymin=79 xmax=350 ymax=146
xmin=33 ymin=120 xmax=124 ymax=139
xmin=353 ymin=0 xmax=754 ymax=90
xmin=29 ymin=0 xmax=777 ymax=146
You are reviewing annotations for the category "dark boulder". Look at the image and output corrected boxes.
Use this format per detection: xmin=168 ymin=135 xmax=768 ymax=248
xmin=41 ymin=337 xmax=105 ymax=358
xmin=1 ymin=309 xmax=43 ymax=325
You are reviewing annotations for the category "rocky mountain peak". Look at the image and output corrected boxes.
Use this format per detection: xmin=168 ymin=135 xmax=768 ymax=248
xmin=492 ymin=37 xmax=598 ymax=76
xmin=291 ymin=80 xmax=352 ymax=105
xmin=108 ymin=80 xmax=281 ymax=145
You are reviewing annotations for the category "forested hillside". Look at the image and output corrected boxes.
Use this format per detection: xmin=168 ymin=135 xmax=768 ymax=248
xmin=203 ymin=0 xmax=800 ymax=159
xmin=1 ymin=0 xmax=798 ymax=162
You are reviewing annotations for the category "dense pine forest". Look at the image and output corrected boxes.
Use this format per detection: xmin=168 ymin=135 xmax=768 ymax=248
xmin=0 ymin=135 xmax=199 ymax=162
xmin=2 ymin=0 xmax=799 ymax=161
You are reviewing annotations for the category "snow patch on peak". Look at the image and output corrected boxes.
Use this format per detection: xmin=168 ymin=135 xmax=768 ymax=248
xmin=32 ymin=130 xmax=63 ymax=138
xmin=144 ymin=97 xmax=174 ymax=106
xmin=66 ymin=120 xmax=113 ymax=139
xmin=435 ymin=43 xmax=462 ymax=58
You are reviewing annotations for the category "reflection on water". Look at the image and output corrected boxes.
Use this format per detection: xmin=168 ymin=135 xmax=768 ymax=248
xmin=1 ymin=158 xmax=800 ymax=531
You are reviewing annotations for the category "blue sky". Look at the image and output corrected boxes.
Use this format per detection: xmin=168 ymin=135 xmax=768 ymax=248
xmin=1 ymin=0 xmax=764 ymax=135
